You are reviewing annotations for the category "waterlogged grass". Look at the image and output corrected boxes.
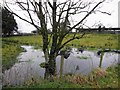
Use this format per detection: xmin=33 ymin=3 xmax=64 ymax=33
xmin=2 ymin=40 xmax=23 ymax=71
xmin=2 ymin=33 xmax=119 ymax=71
xmin=4 ymin=64 xmax=119 ymax=88
xmin=2 ymin=35 xmax=43 ymax=70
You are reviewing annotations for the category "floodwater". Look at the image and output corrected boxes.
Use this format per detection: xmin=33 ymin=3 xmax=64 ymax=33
xmin=3 ymin=46 xmax=119 ymax=86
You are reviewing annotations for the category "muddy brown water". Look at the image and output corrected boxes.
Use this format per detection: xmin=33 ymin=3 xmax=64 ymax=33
xmin=3 ymin=46 xmax=119 ymax=86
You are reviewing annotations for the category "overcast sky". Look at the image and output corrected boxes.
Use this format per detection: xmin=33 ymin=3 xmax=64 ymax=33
xmin=2 ymin=0 xmax=120 ymax=33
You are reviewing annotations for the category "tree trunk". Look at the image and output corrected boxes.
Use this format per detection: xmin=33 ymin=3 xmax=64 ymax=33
xmin=44 ymin=66 xmax=49 ymax=79
xmin=48 ymin=53 xmax=56 ymax=76
xmin=44 ymin=52 xmax=56 ymax=79
xmin=44 ymin=1 xmax=57 ymax=80
xmin=42 ymin=32 xmax=49 ymax=79
xmin=44 ymin=51 xmax=49 ymax=79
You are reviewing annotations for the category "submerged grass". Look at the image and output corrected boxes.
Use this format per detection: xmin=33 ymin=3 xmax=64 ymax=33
xmin=76 ymin=56 xmax=89 ymax=59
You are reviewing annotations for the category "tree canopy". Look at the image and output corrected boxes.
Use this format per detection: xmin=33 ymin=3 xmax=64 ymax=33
xmin=2 ymin=7 xmax=18 ymax=36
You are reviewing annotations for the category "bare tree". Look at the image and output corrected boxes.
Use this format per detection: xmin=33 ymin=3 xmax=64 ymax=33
xmin=5 ymin=0 xmax=109 ymax=79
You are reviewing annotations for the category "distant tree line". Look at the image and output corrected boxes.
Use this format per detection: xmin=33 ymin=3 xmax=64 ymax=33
xmin=2 ymin=6 xmax=18 ymax=37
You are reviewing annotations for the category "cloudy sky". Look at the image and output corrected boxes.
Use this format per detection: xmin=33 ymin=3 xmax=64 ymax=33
xmin=2 ymin=0 xmax=120 ymax=33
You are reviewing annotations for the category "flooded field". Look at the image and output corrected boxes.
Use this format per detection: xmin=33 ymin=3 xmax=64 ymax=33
xmin=3 ymin=46 xmax=119 ymax=86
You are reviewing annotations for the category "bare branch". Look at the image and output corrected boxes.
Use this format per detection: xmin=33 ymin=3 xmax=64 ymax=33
xmin=48 ymin=0 xmax=53 ymax=9
xmin=56 ymin=0 xmax=68 ymax=7
xmin=59 ymin=33 xmax=85 ymax=51
xmin=16 ymin=0 xmax=27 ymax=10
xmin=5 ymin=0 xmax=40 ymax=30
xmin=57 ymin=1 xmax=68 ymax=25
xmin=45 ymin=3 xmax=53 ymax=26
xmin=96 ymin=10 xmax=111 ymax=15
xmin=13 ymin=11 xmax=39 ymax=29
xmin=26 ymin=0 xmax=35 ymax=25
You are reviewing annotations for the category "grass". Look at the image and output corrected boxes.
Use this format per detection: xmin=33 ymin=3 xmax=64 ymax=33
xmin=3 ymin=64 xmax=119 ymax=89
xmin=64 ymin=33 xmax=120 ymax=50
xmin=2 ymin=35 xmax=43 ymax=47
xmin=92 ymin=65 xmax=119 ymax=88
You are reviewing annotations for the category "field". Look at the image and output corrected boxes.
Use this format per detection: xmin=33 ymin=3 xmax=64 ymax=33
xmin=2 ymin=33 xmax=120 ymax=88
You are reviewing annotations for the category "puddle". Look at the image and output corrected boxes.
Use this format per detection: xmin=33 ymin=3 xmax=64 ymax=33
xmin=3 ymin=46 xmax=119 ymax=86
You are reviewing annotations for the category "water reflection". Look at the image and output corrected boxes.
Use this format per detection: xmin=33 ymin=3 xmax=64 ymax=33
xmin=3 ymin=46 xmax=119 ymax=86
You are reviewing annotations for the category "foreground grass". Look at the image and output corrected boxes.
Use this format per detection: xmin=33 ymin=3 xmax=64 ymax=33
xmin=3 ymin=64 xmax=119 ymax=89
xmin=29 ymin=65 xmax=119 ymax=88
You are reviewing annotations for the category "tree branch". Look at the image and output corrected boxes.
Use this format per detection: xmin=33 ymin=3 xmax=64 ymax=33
xmin=59 ymin=33 xmax=85 ymax=51
xmin=48 ymin=0 xmax=53 ymax=9
xmin=96 ymin=10 xmax=111 ymax=15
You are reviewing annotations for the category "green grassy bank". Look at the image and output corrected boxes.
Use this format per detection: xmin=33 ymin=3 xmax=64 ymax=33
xmin=2 ymin=40 xmax=23 ymax=71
